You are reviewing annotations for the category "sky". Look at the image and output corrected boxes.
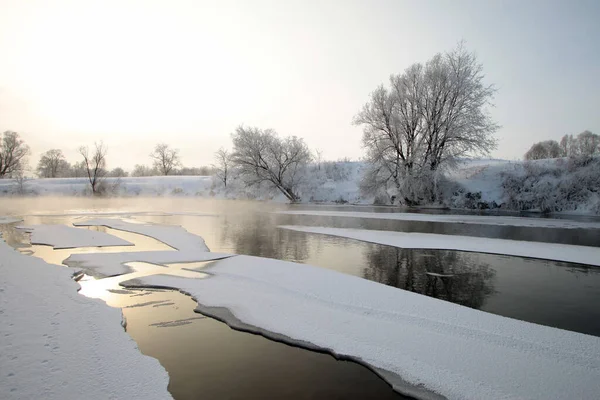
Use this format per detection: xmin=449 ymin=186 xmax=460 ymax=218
xmin=0 ymin=0 xmax=598 ymax=171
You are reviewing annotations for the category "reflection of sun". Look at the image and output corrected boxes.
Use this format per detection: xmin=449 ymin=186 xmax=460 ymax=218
xmin=77 ymin=262 xmax=208 ymax=308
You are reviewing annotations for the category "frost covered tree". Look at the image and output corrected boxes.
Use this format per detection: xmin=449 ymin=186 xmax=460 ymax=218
xmin=524 ymin=140 xmax=561 ymax=160
xmin=230 ymin=126 xmax=312 ymax=202
xmin=36 ymin=149 xmax=69 ymax=178
xmin=0 ymin=131 xmax=30 ymax=178
xmin=213 ymin=148 xmax=231 ymax=187
xmin=79 ymin=142 xmax=107 ymax=194
xmin=575 ymin=130 xmax=600 ymax=157
xmin=354 ymin=43 xmax=498 ymax=205
xmin=150 ymin=143 xmax=180 ymax=175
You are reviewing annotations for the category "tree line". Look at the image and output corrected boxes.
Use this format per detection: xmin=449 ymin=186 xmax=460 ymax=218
xmin=524 ymin=131 xmax=599 ymax=160
xmin=9 ymin=42 xmax=592 ymax=203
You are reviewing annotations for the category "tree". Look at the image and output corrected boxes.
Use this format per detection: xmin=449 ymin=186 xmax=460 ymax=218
xmin=230 ymin=126 xmax=312 ymax=202
xmin=575 ymin=130 xmax=600 ymax=157
xmin=354 ymin=43 xmax=498 ymax=205
xmin=70 ymin=161 xmax=87 ymax=177
xmin=314 ymin=149 xmax=323 ymax=170
xmin=36 ymin=149 xmax=68 ymax=178
xmin=132 ymin=164 xmax=157 ymax=177
xmin=213 ymin=148 xmax=231 ymax=187
xmin=0 ymin=131 xmax=30 ymax=178
xmin=524 ymin=140 xmax=561 ymax=160
xmin=559 ymin=134 xmax=573 ymax=157
xmin=150 ymin=143 xmax=180 ymax=175
xmin=79 ymin=142 xmax=107 ymax=194
xmin=107 ymin=167 xmax=128 ymax=177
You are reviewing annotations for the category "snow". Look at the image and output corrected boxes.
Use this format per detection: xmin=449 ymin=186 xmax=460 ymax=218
xmin=123 ymin=255 xmax=600 ymax=400
xmin=276 ymin=210 xmax=600 ymax=229
xmin=446 ymin=159 xmax=516 ymax=204
xmin=58 ymin=218 xmax=233 ymax=276
xmin=279 ymin=226 xmax=600 ymax=267
xmin=0 ymin=239 xmax=171 ymax=400
xmin=73 ymin=218 xmax=210 ymax=251
xmin=64 ymin=250 xmax=233 ymax=277
xmin=0 ymin=216 xmax=22 ymax=224
xmin=17 ymin=224 xmax=133 ymax=249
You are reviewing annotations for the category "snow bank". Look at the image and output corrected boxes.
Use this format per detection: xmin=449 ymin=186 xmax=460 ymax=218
xmin=64 ymin=250 xmax=233 ymax=277
xmin=73 ymin=218 xmax=210 ymax=251
xmin=17 ymin=224 xmax=133 ymax=249
xmin=61 ymin=218 xmax=233 ymax=276
xmin=276 ymin=210 xmax=600 ymax=229
xmin=279 ymin=226 xmax=600 ymax=267
xmin=123 ymin=255 xmax=600 ymax=400
xmin=0 ymin=239 xmax=172 ymax=400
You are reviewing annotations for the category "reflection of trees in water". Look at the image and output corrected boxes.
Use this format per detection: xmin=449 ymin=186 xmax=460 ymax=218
xmin=219 ymin=213 xmax=309 ymax=262
xmin=0 ymin=223 xmax=29 ymax=249
xmin=364 ymin=246 xmax=496 ymax=309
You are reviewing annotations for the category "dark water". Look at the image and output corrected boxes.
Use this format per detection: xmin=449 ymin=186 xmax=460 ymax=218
xmin=2 ymin=197 xmax=600 ymax=399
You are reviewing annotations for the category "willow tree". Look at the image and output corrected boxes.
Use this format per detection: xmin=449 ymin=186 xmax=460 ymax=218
xmin=355 ymin=43 xmax=498 ymax=205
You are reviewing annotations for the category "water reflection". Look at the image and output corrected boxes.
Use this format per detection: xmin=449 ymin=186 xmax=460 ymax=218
xmin=364 ymin=247 xmax=496 ymax=308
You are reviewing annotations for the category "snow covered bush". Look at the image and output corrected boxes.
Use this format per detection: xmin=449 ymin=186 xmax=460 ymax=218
xmin=501 ymin=157 xmax=600 ymax=214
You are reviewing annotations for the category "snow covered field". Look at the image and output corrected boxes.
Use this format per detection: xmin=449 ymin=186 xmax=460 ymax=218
xmin=0 ymin=234 xmax=171 ymax=400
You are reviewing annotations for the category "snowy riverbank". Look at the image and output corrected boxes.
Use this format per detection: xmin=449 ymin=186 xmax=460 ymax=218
xmin=0 ymin=232 xmax=172 ymax=399
xmin=0 ymin=158 xmax=598 ymax=214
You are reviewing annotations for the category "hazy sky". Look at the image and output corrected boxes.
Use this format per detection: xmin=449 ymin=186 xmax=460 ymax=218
xmin=0 ymin=0 xmax=598 ymax=171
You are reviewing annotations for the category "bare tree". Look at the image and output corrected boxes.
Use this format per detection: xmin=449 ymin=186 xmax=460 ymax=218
xmin=150 ymin=143 xmax=180 ymax=175
xmin=36 ymin=149 xmax=68 ymax=178
xmin=79 ymin=142 xmax=107 ymax=195
xmin=575 ymin=130 xmax=600 ymax=157
xmin=213 ymin=148 xmax=231 ymax=187
xmin=230 ymin=126 xmax=312 ymax=202
xmin=314 ymin=149 xmax=323 ymax=170
xmin=524 ymin=140 xmax=561 ymax=160
xmin=354 ymin=43 xmax=498 ymax=204
xmin=0 ymin=131 xmax=30 ymax=178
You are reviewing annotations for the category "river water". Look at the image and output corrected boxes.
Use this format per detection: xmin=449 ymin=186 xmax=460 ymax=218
xmin=2 ymin=197 xmax=600 ymax=399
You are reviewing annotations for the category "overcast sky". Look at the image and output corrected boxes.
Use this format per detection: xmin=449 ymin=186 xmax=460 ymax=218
xmin=0 ymin=0 xmax=598 ymax=170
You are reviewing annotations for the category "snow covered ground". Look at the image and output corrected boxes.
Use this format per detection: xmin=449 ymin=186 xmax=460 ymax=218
xmin=17 ymin=224 xmax=133 ymax=249
xmin=279 ymin=226 xmax=600 ymax=266
xmin=123 ymin=255 xmax=600 ymax=400
xmin=0 ymin=237 xmax=172 ymax=400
